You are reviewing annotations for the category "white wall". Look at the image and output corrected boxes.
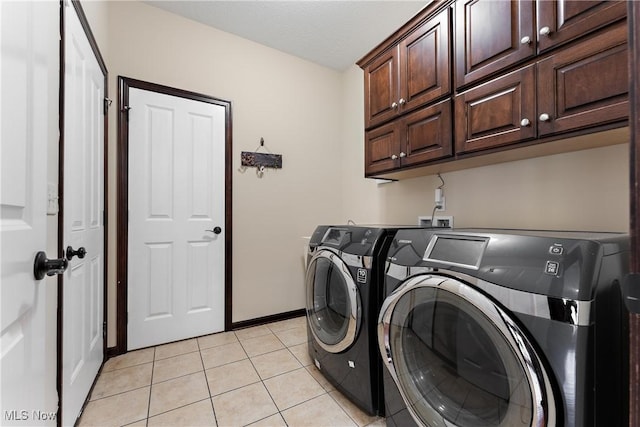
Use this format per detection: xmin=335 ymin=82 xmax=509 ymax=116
xmin=82 ymin=1 xmax=630 ymax=349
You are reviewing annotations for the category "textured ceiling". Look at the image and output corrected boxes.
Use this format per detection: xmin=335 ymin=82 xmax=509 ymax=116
xmin=145 ymin=1 xmax=428 ymax=71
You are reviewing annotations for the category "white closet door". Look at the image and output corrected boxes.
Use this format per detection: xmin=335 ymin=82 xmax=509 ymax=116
xmin=61 ymin=2 xmax=105 ymax=426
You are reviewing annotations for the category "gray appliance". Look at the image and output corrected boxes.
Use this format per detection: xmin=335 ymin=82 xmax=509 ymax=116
xmin=306 ymin=225 xmax=410 ymax=415
xmin=378 ymin=228 xmax=629 ymax=427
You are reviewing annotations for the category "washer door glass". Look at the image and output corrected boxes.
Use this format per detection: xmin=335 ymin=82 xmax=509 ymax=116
xmin=306 ymin=250 xmax=360 ymax=353
xmin=379 ymin=276 xmax=554 ymax=427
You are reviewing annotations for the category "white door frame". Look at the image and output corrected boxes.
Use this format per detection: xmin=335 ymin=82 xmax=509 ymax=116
xmin=115 ymin=77 xmax=232 ymax=354
xmin=58 ymin=0 xmax=108 ymax=423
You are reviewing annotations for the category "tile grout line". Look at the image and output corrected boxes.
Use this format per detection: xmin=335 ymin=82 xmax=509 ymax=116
xmin=144 ymin=347 xmax=157 ymax=426
xmin=197 ymin=333 xmax=219 ymax=427
xmin=239 ymin=333 xmax=283 ymax=425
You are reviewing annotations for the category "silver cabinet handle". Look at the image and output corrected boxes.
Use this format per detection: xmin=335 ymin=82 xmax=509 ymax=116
xmin=391 ymin=154 xmax=398 ymax=160
xmin=391 ymin=102 xmax=398 ymax=109
xmin=539 ymin=113 xmax=551 ymax=122
xmin=398 ymin=98 xmax=406 ymax=105
xmin=520 ymin=36 xmax=531 ymax=45
xmin=539 ymin=26 xmax=551 ymax=36
xmin=399 ymin=152 xmax=407 ymax=158
xmin=520 ymin=118 xmax=531 ymax=127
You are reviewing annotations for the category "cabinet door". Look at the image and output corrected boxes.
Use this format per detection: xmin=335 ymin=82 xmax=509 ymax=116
xmin=365 ymin=121 xmax=401 ymax=175
xmin=537 ymin=21 xmax=628 ymax=136
xmin=455 ymin=0 xmax=535 ymax=88
xmin=364 ymin=46 xmax=399 ymax=129
xmin=402 ymin=99 xmax=453 ymax=166
xmin=537 ymin=1 xmax=626 ymax=52
xmin=399 ymin=8 xmax=451 ymax=114
xmin=455 ymin=64 xmax=535 ymax=154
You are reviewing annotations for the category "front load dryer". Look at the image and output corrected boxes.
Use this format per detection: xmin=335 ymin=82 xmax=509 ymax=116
xmin=306 ymin=225 xmax=408 ymax=416
xmin=378 ymin=228 xmax=629 ymax=427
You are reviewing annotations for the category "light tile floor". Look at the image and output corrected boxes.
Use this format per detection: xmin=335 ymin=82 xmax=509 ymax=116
xmin=79 ymin=316 xmax=385 ymax=427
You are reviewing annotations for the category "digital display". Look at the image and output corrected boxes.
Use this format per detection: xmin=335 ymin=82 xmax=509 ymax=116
xmin=424 ymin=236 xmax=488 ymax=269
xmin=322 ymin=228 xmax=349 ymax=246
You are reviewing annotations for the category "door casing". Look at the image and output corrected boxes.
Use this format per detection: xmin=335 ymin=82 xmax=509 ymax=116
xmin=115 ymin=77 xmax=233 ymax=355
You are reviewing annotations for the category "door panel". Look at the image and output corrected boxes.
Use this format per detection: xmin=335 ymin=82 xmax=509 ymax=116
xmin=364 ymin=47 xmax=399 ymax=129
xmin=537 ymin=21 xmax=628 ymax=136
xmin=62 ymin=3 xmax=105 ymax=426
xmin=402 ymin=99 xmax=452 ymax=166
xmin=365 ymin=121 xmax=400 ymax=175
xmin=537 ymin=1 xmax=626 ymax=52
xmin=455 ymin=0 xmax=535 ymax=88
xmin=400 ymin=8 xmax=450 ymax=112
xmin=455 ymin=64 xmax=536 ymax=154
xmin=1 ymin=1 xmax=58 ymax=425
xmin=128 ymin=88 xmax=226 ymax=350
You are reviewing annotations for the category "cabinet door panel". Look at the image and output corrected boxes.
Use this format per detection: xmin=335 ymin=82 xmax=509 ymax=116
xmin=455 ymin=65 xmax=535 ymax=154
xmin=537 ymin=1 xmax=626 ymax=52
xmin=364 ymin=47 xmax=399 ymax=129
xmin=365 ymin=121 xmax=400 ymax=175
xmin=455 ymin=0 xmax=535 ymax=88
xmin=400 ymin=8 xmax=451 ymax=113
xmin=402 ymin=99 xmax=453 ymax=166
xmin=537 ymin=22 xmax=628 ymax=136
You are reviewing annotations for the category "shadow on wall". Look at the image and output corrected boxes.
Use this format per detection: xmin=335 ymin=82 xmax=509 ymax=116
xmin=373 ymin=143 xmax=628 ymax=232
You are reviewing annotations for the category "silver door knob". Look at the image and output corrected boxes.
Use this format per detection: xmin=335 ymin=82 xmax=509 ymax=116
xmin=398 ymin=98 xmax=406 ymax=106
xmin=399 ymin=152 xmax=407 ymax=158
xmin=391 ymin=154 xmax=398 ymax=160
xmin=520 ymin=118 xmax=531 ymax=127
xmin=391 ymin=102 xmax=398 ymax=109
xmin=520 ymin=36 xmax=531 ymax=45
xmin=539 ymin=113 xmax=551 ymax=122
xmin=539 ymin=26 xmax=551 ymax=36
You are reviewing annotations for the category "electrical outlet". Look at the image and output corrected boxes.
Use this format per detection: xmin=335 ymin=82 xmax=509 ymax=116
xmin=418 ymin=215 xmax=453 ymax=228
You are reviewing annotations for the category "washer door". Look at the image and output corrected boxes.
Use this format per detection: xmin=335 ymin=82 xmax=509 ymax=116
xmin=378 ymin=275 xmax=556 ymax=427
xmin=306 ymin=249 xmax=361 ymax=353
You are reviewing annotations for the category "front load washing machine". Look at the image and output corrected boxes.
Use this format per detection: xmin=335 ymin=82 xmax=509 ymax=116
xmin=378 ymin=228 xmax=629 ymax=427
xmin=306 ymin=225 xmax=411 ymax=416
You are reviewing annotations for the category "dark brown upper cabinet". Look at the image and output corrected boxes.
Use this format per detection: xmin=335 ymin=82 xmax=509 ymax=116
xmin=537 ymin=21 xmax=628 ymax=136
xmin=364 ymin=8 xmax=451 ymax=129
xmin=455 ymin=0 xmax=535 ymax=89
xmin=455 ymin=65 xmax=536 ymax=154
xmin=365 ymin=99 xmax=452 ymax=175
xmin=537 ymin=1 xmax=626 ymax=52
xmin=456 ymin=21 xmax=628 ymax=154
xmin=360 ymin=0 xmax=628 ymax=179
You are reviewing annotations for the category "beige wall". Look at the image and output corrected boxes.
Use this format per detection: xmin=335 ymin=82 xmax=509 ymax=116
xmin=84 ymin=1 xmax=345 ymax=346
xmin=83 ymin=1 xmax=630 ymax=349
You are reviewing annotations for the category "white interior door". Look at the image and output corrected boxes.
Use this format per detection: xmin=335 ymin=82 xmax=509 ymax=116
xmin=0 ymin=1 xmax=58 ymax=425
xmin=61 ymin=3 xmax=104 ymax=426
xmin=127 ymin=87 xmax=226 ymax=350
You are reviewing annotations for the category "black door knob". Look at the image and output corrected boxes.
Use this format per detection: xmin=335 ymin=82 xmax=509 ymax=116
xmin=34 ymin=251 xmax=68 ymax=280
xmin=66 ymin=246 xmax=87 ymax=260
xmin=205 ymin=227 xmax=222 ymax=235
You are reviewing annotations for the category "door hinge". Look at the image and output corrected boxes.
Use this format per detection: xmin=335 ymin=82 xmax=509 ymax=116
xmin=103 ymin=98 xmax=112 ymax=115
xmin=103 ymin=210 xmax=107 ymax=228
xmin=102 ymin=321 xmax=107 ymax=339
